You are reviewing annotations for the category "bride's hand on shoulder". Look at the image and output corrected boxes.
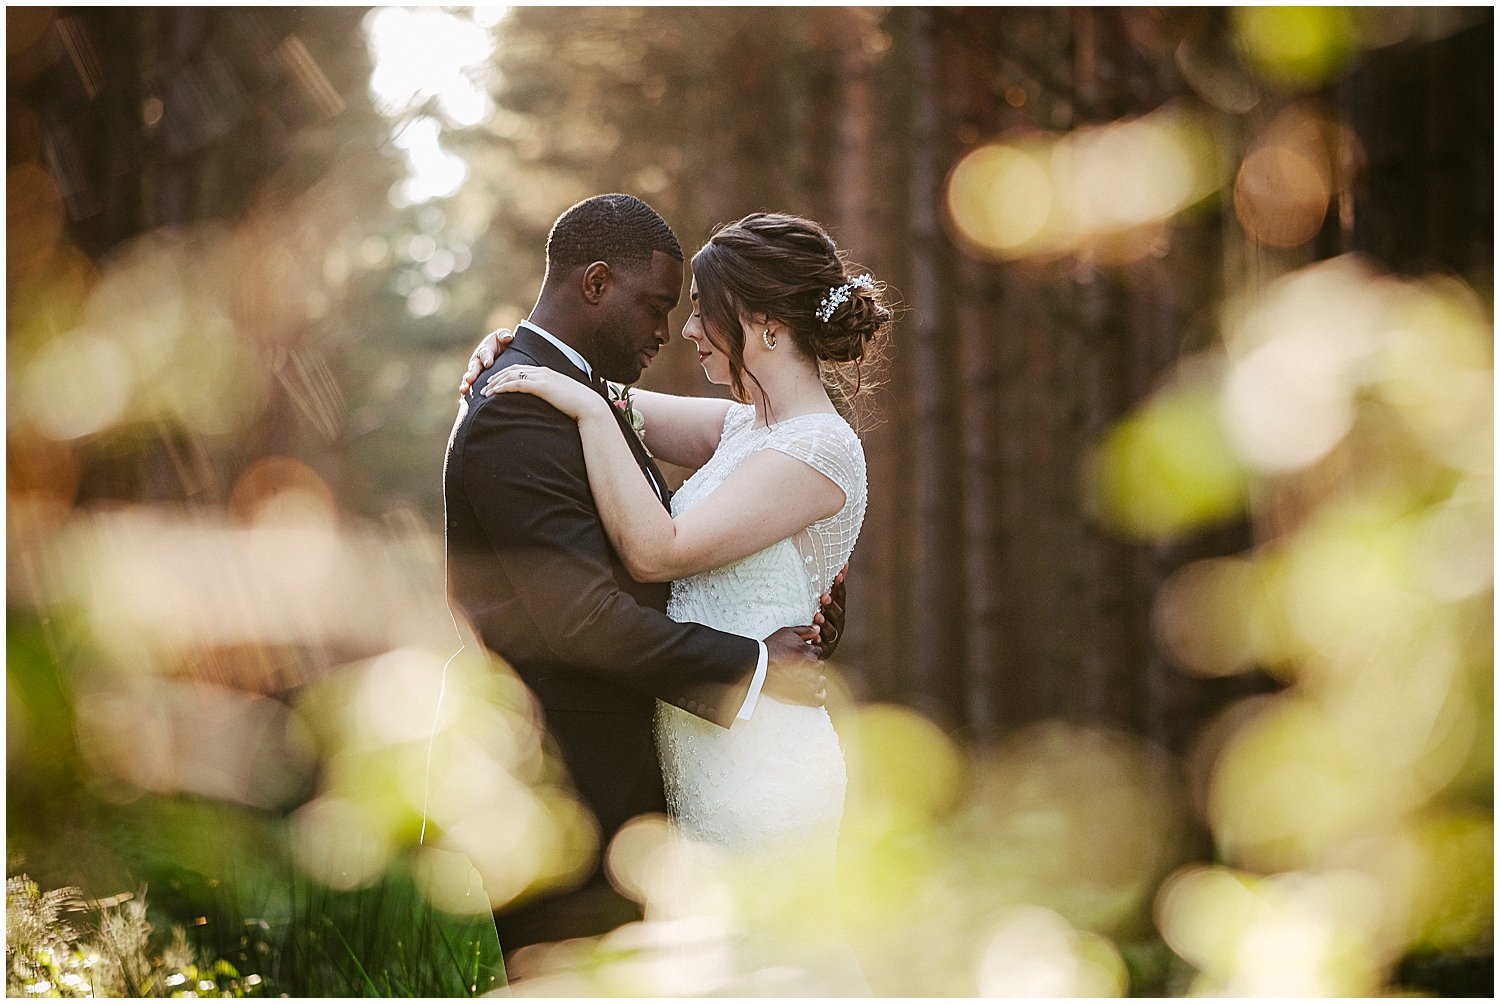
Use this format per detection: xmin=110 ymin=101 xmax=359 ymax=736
xmin=458 ymin=328 xmax=514 ymax=397
xmin=486 ymin=365 xmax=607 ymax=423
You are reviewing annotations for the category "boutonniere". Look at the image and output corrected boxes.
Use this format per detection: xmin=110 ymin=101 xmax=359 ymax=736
xmin=605 ymin=382 xmax=651 ymax=456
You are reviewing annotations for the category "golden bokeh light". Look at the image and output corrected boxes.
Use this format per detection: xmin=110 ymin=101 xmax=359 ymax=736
xmin=1234 ymin=7 xmax=1357 ymax=90
xmin=1208 ymin=697 xmax=1405 ymax=872
xmin=1221 ymin=256 xmax=1388 ymax=473
xmin=975 ymin=905 xmax=1127 ymax=997
xmin=946 ymin=144 xmax=1054 ymax=254
xmin=1372 ymin=277 xmax=1494 ymax=473
xmin=1087 ymin=371 xmax=1248 ymax=539
xmin=7 ymin=163 xmax=65 ymax=266
xmin=1095 ymin=247 xmax=1491 ymax=994
xmin=1223 ymin=329 xmax=1359 ymax=471
xmin=228 ymin=457 xmax=338 ymax=527
xmin=352 ymin=648 xmax=462 ymax=746
xmin=14 ymin=328 xmax=134 ymax=442
xmin=410 ymin=845 xmax=495 ymax=917
xmin=282 ymin=643 xmax=592 ymax=912
xmin=1158 ymin=865 xmax=1389 ymax=995
xmin=844 ymin=701 xmax=965 ymax=818
xmin=1232 ymin=105 xmax=1359 ymax=248
xmin=290 ymin=795 xmax=398 ymax=891
xmin=1153 ymin=557 xmax=1264 ymax=678
xmin=1234 ymin=144 xmax=1331 ymax=247
xmin=946 ymin=104 xmax=1223 ymax=262
xmin=73 ymin=679 xmax=315 ymax=808
xmin=963 ymin=723 xmax=1191 ymax=930
xmin=1278 ymin=504 xmax=1427 ymax=670
xmin=7 ymin=242 xmax=99 ymax=349
xmin=1414 ymin=484 xmax=1493 ymax=601
xmin=38 ymin=507 xmax=461 ymax=664
xmin=603 ymin=813 xmax=675 ymax=909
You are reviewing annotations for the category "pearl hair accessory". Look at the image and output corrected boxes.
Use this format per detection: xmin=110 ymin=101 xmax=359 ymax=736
xmin=815 ymin=273 xmax=875 ymax=323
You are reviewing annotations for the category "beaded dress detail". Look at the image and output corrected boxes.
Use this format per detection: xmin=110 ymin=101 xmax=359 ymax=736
xmin=657 ymin=403 xmax=866 ymax=852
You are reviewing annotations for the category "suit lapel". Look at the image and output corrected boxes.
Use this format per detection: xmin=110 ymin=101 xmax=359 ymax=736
xmin=602 ymin=391 xmax=671 ymax=509
xmin=507 ymin=328 xmax=671 ymax=509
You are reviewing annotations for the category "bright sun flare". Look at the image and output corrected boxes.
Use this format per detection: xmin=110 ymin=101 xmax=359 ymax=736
xmin=364 ymin=6 xmax=506 ymax=205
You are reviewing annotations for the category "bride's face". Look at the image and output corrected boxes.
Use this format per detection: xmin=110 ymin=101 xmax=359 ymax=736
xmin=682 ymin=278 xmax=733 ymax=385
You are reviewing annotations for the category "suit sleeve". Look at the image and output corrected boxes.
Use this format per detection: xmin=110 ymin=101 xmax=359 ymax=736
xmin=460 ymin=391 xmax=757 ymax=727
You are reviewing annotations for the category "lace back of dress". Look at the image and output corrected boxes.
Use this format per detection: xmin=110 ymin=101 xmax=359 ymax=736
xmin=761 ymin=416 xmax=868 ymax=599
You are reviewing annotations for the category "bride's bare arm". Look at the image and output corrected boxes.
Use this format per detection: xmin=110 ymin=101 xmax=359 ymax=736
xmin=626 ymin=390 xmax=732 ymax=469
xmin=599 ymin=444 xmax=843 ymax=582
xmin=489 ymin=365 xmax=844 ymax=583
xmin=462 ymin=328 xmax=732 ymax=469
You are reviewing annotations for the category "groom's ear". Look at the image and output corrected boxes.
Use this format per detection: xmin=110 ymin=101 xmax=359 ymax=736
xmin=581 ymin=261 xmax=612 ymax=305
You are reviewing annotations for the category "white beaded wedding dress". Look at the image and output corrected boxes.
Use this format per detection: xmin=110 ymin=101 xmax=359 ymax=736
xmin=653 ymin=402 xmax=868 ymax=993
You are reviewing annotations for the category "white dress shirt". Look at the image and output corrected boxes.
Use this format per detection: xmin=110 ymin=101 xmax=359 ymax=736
xmin=516 ymin=320 xmax=769 ymax=722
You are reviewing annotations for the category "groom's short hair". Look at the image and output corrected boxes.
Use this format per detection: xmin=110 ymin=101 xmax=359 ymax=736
xmin=545 ymin=194 xmax=682 ymax=279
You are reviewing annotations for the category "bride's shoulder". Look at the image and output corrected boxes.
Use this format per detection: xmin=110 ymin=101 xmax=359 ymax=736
xmin=717 ymin=401 xmax=759 ymax=442
xmin=780 ymin=411 xmax=864 ymax=449
xmin=762 ymin=412 xmax=867 ymax=484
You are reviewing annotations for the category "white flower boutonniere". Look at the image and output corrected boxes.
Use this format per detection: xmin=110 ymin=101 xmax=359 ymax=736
xmin=605 ymin=382 xmax=651 ymax=457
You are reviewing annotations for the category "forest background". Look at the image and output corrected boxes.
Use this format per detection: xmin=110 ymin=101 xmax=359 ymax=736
xmin=7 ymin=6 xmax=1492 ymax=997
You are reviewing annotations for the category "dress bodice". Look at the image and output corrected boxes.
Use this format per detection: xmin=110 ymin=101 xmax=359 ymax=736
xmin=667 ymin=403 xmax=867 ymax=637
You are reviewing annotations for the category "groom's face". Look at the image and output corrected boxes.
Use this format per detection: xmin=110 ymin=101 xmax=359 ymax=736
xmin=592 ymin=251 xmax=683 ymax=383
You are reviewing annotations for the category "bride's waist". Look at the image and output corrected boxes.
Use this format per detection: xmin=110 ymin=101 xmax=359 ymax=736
xmin=658 ymin=695 xmax=834 ymax=735
xmin=667 ymin=602 xmax=815 ymax=637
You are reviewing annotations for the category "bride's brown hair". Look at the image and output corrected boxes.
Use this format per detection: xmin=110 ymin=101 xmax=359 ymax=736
xmin=690 ymin=213 xmax=893 ymax=424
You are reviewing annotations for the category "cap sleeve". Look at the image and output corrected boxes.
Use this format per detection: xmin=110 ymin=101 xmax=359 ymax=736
xmin=720 ymin=401 xmax=757 ymax=441
xmin=759 ymin=416 xmax=866 ymax=511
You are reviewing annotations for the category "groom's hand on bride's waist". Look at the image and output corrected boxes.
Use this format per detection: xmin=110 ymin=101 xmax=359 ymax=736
xmin=812 ymin=564 xmax=848 ymax=659
xmin=761 ymin=626 xmax=828 ymax=707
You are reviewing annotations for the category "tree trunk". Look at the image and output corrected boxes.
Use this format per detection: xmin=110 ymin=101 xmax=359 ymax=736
xmin=904 ymin=8 xmax=962 ymax=719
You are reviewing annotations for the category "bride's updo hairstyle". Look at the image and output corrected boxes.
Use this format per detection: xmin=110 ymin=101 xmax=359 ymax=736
xmin=691 ymin=213 xmax=893 ymax=420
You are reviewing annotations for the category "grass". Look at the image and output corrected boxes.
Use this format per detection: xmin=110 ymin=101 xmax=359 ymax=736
xmin=8 ymin=794 xmax=504 ymax=997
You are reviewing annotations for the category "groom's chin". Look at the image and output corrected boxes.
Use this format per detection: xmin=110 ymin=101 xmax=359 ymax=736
xmin=603 ymin=362 xmax=646 ymax=384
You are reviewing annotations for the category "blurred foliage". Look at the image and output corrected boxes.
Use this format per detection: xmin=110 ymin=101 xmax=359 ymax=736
xmin=6 ymin=4 xmax=1493 ymax=997
xmin=6 ymin=874 xmax=249 ymax=997
xmin=1080 ymin=200 xmax=1492 ymax=1000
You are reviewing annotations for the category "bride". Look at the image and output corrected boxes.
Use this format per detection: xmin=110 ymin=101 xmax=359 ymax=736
xmin=463 ymin=212 xmax=890 ymax=990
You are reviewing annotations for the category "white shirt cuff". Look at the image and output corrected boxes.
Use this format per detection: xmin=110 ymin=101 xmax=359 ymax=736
xmin=735 ymin=641 xmax=769 ymax=721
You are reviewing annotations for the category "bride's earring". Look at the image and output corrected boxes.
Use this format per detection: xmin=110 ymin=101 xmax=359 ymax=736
xmin=763 ymin=329 xmax=776 ymax=350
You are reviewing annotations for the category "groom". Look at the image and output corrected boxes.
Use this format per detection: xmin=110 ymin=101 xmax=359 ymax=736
xmin=444 ymin=194 xmax=833 ymax=958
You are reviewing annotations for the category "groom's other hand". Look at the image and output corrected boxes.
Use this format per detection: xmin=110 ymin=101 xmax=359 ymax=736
xmin=458 ymin=328 xmax=514 ymax=397
xmin=762 ymin=626 xmax=827 ymax=707
xmin=812 ymin=564 xmax=848 ymax=660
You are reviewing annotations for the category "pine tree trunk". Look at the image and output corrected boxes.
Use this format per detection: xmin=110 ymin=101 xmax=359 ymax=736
xmin=955 ymin=252 xmax=1002 ymax=739
xmin=904 ymin=8 xmax=962 ymax=718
